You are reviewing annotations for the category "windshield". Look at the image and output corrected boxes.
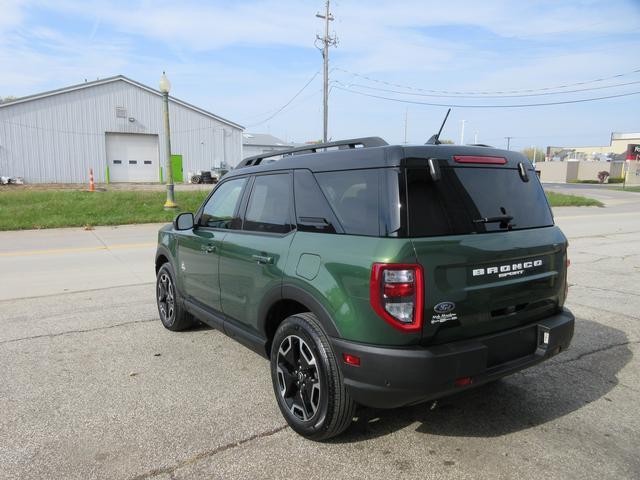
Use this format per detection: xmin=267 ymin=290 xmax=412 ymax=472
xmin=406 ymin=166 xmax=553 ymax=237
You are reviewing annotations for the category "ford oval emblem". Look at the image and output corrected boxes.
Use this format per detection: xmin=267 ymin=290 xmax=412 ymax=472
xmin=434 ymin=301 xmax=455 ymax=314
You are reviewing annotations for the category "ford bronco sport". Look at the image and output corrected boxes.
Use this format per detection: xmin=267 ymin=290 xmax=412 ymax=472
xmin=155 ymin=137 xmax=574 ymax=440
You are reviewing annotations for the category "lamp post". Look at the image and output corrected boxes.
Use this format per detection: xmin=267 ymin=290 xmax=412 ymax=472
xmin=159 ymin=71 xmax=177 ymax=209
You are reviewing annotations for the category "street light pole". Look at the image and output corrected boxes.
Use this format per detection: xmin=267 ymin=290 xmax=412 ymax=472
xmin=159 ymin=72 xmax=177 ymax=209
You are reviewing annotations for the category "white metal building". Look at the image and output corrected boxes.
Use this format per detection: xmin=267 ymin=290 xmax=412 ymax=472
xmin=0 ymin=76 xmax=243 ymax=183
xmin=242 ymin=133 xmax=296 ymax=159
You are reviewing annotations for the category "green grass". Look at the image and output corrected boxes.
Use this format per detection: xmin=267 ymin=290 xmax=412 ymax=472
xmin=0 ymin=189 xmax=210 ymax=230
xmin=0 ymin=188 xmax=603 ymax=231
xmin=545 ymin=191 xmax=603 ymax=207
xmin=611 ymin=186 xmax=640 ymax=192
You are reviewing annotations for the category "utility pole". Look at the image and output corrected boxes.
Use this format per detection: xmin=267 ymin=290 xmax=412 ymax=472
xmin=531 ymin=145 xmax=537 ymax=164
xmin=403 ymin=108 xmax=408 ymax=144
xmin=316 ymin=1 xmax=337 ymax=143
xmin=505 ymin=136 xmax=513 ymax=151
xmin=459 ymin=119 xmax=466 ymax=145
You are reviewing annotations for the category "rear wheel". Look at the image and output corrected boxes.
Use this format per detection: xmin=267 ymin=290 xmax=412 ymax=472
xmin=156 ymin=263 xmax=194 ymax=331
xmin=270 ymin=312 xmax=356 ymax=440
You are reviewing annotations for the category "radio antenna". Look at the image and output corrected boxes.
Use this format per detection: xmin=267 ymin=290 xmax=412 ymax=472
xmin=426 ymin=108 xmax=451 ymax=145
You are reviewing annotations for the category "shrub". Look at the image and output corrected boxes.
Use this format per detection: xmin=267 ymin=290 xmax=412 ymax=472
xmin=608 ymin=177 xmax=624 ymax=184
xmin=597 ymin=171 xmax=610 ymax=184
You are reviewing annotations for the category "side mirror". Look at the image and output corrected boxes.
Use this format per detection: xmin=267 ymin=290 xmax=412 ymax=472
xmin=173 ymin=212 xmax=194 ymax=231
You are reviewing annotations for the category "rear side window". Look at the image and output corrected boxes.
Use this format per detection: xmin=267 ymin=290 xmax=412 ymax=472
xmin=407 ymin=166 xmax=553 ymax=237
xmin=293 ymin=170 xmax=340 ymax=233
xmin=314 ymin=169 xmax=380 ymax=236
xmin=244 ymin=173 xmax=293 ymax=234
xmin=199 ymin=177 xmax=247 ymax=229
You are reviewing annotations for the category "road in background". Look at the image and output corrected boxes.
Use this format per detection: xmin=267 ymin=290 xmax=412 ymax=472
xmin=0 ymin=223 xmax=159 ymax=300
xmin=1 ymin=184 xmax=638 ymax=479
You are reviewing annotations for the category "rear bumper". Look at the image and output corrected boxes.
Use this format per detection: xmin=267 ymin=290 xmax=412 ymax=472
xmin=330 ymin=308 xmax=574 ymax=409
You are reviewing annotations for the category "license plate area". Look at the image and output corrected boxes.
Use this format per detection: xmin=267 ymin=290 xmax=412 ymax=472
xmin=485 ymin=325 xmax=537 ymax=367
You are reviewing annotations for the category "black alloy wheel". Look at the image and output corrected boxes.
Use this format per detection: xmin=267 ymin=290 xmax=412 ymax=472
xmin=155 ymin=263 xmax=194 ymax=331
xmin=276 ymin=335 xmax=321 ymax=421
xmin=157 ymin=270 xmax=175 ymax=327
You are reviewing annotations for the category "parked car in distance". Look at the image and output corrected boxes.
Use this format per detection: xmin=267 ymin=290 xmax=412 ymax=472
xmin=155 ymin=137 xmax=574 ymax=440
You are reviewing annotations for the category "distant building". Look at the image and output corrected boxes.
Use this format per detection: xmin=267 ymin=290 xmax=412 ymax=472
xmin=0 ymin=75 xmax=243 ymax=183
xmin=547 ymin=132 xmax=640 ymax=162
xmin=242 ymin=133 xmax=296 ymax=159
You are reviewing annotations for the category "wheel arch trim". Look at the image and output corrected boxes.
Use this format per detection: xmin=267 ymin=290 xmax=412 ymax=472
xmin=258 ymin=284 xmax=341 ymax=342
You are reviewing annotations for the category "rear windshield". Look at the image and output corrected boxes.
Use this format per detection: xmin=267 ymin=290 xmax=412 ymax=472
xmin=406 ymin=167 xmax=553 ymax=237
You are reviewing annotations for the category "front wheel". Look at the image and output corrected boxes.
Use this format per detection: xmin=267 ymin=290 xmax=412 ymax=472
xmin=270 ymin=312 xmax=356 ymax=440
xmin=156 ymin=263 xmax=194 ymax=331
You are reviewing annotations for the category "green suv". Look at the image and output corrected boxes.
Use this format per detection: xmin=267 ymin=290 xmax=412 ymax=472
xmin=155 ymin=137 xmax=574 ymax=440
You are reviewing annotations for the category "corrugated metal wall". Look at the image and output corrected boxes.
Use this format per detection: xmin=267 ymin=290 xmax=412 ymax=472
xmin=0 ymin=80 xmax=242 ymax=183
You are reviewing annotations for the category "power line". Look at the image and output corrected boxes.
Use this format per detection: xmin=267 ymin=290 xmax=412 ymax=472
xmin=333 ymin=85 xmax=640 ymax=108
xmin=333 ymin=66 xmax=640 ymax=95
xmin=246 ymin=71 xmax=320 ymax=127
xmin=336 ymin=79 xmax=640 ymax=99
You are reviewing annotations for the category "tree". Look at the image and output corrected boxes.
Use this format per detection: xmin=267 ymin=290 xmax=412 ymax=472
xmin=0 ymin=96 xmax=17 ymax=104
xmin=521 ymin=147 xmax=543 ymax=163
xmin=439 ymin=139 xmax=454 ymax=144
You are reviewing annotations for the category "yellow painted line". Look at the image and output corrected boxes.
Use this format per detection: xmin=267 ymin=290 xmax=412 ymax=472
xmin=555 ymin=211 xmax=640 ymax=220
xmin=0 ymin=242 xmax=155 ymax=257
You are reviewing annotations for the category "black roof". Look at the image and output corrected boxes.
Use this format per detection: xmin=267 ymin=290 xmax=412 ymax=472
xmin=227 ymin=137 xmax=529 ymax=179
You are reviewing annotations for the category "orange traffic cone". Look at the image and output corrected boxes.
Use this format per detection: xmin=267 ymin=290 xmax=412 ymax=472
xmin=89 ymin=168 xmax=95 ymax=192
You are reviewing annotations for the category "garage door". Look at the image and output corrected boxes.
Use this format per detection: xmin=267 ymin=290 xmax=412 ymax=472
xmin=106 ymin=133 xmax=159 ymax=182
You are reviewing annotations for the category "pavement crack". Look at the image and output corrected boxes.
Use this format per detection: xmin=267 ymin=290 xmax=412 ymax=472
xmin=130 ymin=425 xmax=289 ymax=480
xmin=0 ymin=318 xmax=157 ymax=345
xmin=570 ymin=284 xmax=638 ymax=297
xmin=568 ymin=302 xmax=640 ymax=321
xmin=90 ymin=230 xmax=147 ymax=283
xmin=0 ymin=282 xmax=154 ymax=303
xmin=555 ymin=339 xmax=639 ymax=365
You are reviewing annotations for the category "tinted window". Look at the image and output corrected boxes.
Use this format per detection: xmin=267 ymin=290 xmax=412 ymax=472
xmin=244 ymin=173 xmax=292 ymax=234
xmin=294 ymin=170 xmax=339 ymax=233
xmin=314 ymin=169 xmax=380 ymax=236
xmin=407 ymin=166 xmax=553 ymax=237
xmin=199 ymin=177 xmax=247 ymax=229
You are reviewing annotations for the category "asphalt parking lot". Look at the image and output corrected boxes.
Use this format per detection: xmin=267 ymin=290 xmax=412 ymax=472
xmin=1 ymin=184 xmax=639 ymax=479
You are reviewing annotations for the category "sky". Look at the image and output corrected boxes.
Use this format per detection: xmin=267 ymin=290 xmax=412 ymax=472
xmin=1 ymin=0 xmax=639 ymax=151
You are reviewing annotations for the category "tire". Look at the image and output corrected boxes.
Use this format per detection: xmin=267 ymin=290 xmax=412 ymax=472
xmin=156 ymin=263 xmax=194 ymax=331
xmin=270 ymin=312 xmax=356 ymax=440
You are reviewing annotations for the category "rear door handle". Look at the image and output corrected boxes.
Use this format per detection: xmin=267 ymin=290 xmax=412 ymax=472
xmin=202 ymin=244 xmax=217 ymax=254
xmin=252 ymin=254 xmax=273 ymax=264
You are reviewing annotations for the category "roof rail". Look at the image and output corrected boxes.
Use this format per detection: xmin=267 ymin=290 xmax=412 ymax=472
xmin=237 ymin=137 xmax=388 ymax=169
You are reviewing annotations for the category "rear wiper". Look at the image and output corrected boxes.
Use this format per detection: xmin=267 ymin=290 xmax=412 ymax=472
xmin=473 ymin=215 xmax=514 ymax=229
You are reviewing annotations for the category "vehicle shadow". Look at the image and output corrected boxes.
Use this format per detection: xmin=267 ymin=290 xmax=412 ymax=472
xmin=331 ymin=318 xmax=631 ymax=443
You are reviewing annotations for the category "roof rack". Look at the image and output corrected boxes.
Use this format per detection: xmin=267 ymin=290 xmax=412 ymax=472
xmin=237 ymin=137 xmax=388 ymax=169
